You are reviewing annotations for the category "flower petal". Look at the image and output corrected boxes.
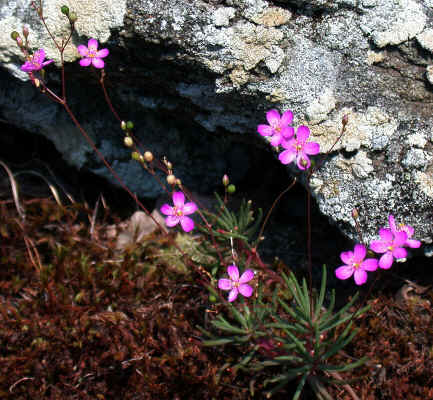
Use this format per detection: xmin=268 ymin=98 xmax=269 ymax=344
xmin=279 ymin=149 xmax=296 ymax=165
xmin=21 ymin=62 xmax=35 ymax=72
xmin=353 ymin=269 xmax=368 ymax=285
xmin=41 ymin=59 xmax=54 ymax=67
xmin=353 ymin=244 xmax=367 ymax=262
xmin=172 ymin=191 xmax=185 ymax=208
xmin=165 ymin=215 xmax=180 ymax=227
xmin=379 ymin=252 xmax=393 ymax=269
xmin=239 ymin=284 xmax=253 ymax=298
xmin=304 ymin=141 xmax=320 ymax=155
xmin=92 ymin=57 xmax=105 ymax=69
xmin=228 ymin=288 xmax=238 ymax=302
xmin=370 ymin=240 xmax=388 ymax=254
xmin=266 ymin=109 xmax=280 ymax=127
xmin=280 ymin=110 xmax=293 ymax=125
xmin=335 ymin=265 xmax=354 ymax=280
xmin=218 ymin=278 xmax=233 ymax=291
xmin=378 ymin=228 xmax=393 ymax=241
xmin=88 ymin=38 xmax=99 ymax=50
xmin=388 ymin=215 xmax=396 ymax=232
xmin=296 ymin=154 xmax=310 ymax=170
xmin=361 ymin=258 xmax=378 ymax=271
xmin=239 ymin=269 xmax=254 ymax=284
xmin=406 ymin=239 xmax=421 ymax=248
xmin=227 ymin=265 xmax=239 ymax=281
xmin=296 ymin=125 xmax=310 ymax=143
xmin=33 ymin=49 xmax=45 ymax=63
xmin=79 ymin=58 xmax=92 ymax=67
xmin=340 ymin=250 xmax=354 ymax=265
xmin=270 ymin=133 xmax=282 ymax=147
xmin=160 ymin=204 xmax=174 ymax=216
xmin=180 ymin=216 xmax=194 ymax=232
xmin=182 ymin=202 xmax=197 ymax=215
xmin=96 ymin=48 xmax=109 ymax=58
xmin=392 ymin=247 xmax=407 ymax=260
xmin=257 ymin=124 xmax=273 ymax=137
xmin=281 ymin=126 xmax=295 ymax=140
xmin=77 ymin=44 xmax=89 ymax=56
xmin=393 ymin=231 xmax=408 ymax=247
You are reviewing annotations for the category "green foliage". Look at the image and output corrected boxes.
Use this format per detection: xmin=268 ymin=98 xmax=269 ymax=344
xmin=201 ymin=266 xmax=369 ymax=399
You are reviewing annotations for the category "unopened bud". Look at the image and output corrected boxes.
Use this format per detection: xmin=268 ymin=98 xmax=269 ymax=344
xmin=166 ymin=174 xmax=176 ymax=185
xmin=124 ymin=136 xmax=133 ymax=147
xmin=68 ymin=11 xmax=77 ymax=23
xmin=120 ymin=121 xmax=127 ymax=130
xmin=33 ymin=78 xmax=40 ymax=88
xmin=166 ymin=161 xmax=172 ymax=170
xmin=222 ymin=174 xmax=229 ymax=186
xmin=352 ymin=208 xmax=359 ymax=220
xmin=144 ymin=151 xmax=153 ymax=162
xmin=227 ymin=184 xmax=236 ymax=194
xmin=176 ymin=178 xmax=182 ymax=186
xmin=11 ymin=31 xmax=19 ymax=41
xmin=126 ymin=120 xmax=134 ymax=130
xmin=131 ymin=151 xmax=140 ymax=161
xmin=60 ymin=5 xmax=69 ymax=15
xmin=22 ymin=26 xmax=29 ymax=39
xmin=16 ymin=37 xmax=23 ymax=47
xmin=342 ymin=114 xmax=349 ymax=126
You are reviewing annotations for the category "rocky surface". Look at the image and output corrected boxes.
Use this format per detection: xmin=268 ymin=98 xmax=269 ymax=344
xmin=0 ymin=0 xmax=432 ymax=251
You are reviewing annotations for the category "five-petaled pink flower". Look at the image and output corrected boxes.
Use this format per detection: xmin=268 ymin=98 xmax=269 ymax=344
xmin=20 ymin=49 xmax=54 ymax=72
xmin=257 ymin=109 xmax=295 ymax=147
xmin=77 ymin=38 xmax=109 ymax=69
xmin=388 ymin=215 xmax=421 ymax=249
xmin=160 ymin=191 xmax=197 ymax=232
xmin=335 ymin=244 xmax=378 ymax=285
xmin=370 ymin=228 xmax=408 ymax=269
xmin=278 ymin=125 xmax=320 ymax=170
xmin=218 ymin=265 xmax=254 ymax=302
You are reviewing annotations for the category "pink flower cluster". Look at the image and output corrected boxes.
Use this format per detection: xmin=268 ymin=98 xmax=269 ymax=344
xmin=258 ymin=109 xmax=320 ymax=170
xmin=335 ymin=215 xmax=421 ymax=285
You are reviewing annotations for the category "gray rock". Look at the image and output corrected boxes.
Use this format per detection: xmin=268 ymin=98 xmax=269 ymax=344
xmin=0 ymin=0 xmax=432 ymax=251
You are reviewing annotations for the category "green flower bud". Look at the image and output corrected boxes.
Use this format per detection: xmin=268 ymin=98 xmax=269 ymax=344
xmin=131 ymin=151 xmax=140 ymax=161
xmin=126 ymin=121 xmax=134 ymax=130
xmin=11 ymin=31 xmax=19 ymax=41
xmin=60 ymin=5 xmax=69 ymax=15
xmin=227 ymin=184 xmax=236 ymax=194
xmin=209 ymin=295 xmax=217 ymax=303
xmin=69 ymin=11 xmax=77 ymax=23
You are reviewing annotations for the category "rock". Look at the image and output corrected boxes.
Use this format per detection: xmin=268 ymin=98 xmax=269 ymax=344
xmin=0 ymin=0 xmax=432 ymax=250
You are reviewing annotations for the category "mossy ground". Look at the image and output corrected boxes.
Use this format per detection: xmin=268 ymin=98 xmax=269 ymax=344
xmin=0 ymin=197 xmax=432 ymax=399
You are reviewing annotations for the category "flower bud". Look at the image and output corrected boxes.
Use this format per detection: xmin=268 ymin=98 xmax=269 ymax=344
xmin=227 ymin=184 xmax=236 ymax=194
xmin=124 ymin=136 xmax=133 ymax=147
xmin=131 ymin=151 xmax=140 ymax=161
xmin=16 ymin=37 xmax=23 ymax=47
xmin=176 ymin=178 xmax=182 ymax=186
xmin=68 ymin=12 xmax=77 ymax=23
xmin=144 ymin=151 xmax=153 ymax=162
xmin=11 ymin=31 xmax=20 ymax=41
xmin=222 ymin=174 xmax=229 ymax=186
xmin=351 ymin=208 xmax=359 ymax=220
xmin=126 ymin=121 xmax=134 ymax=130
xmin=166 ymin=174 xmax=176 ymax=185
xmin=166 ymin=161 xmax=172 ymax=170
xmin=120 ymin=121 xmax=127 ymax=130
xmin=22 ymin=26 xmax=29 ymax=39
xmin=33 ymin=78 xmax=40 ymax=88
xmin=209 ymin=294 xmax=217 ymax=303
xmin=60 ymin=5 xmax=69 ymax=15
xmin=342 ymin=114 xmax=349 ymax=126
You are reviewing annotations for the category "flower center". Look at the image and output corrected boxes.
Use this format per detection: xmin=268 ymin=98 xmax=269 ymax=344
xmin=174 ymin=207 xmax=183 ymax=217
xmin=353 ymin=262 xmax=360 ymax=270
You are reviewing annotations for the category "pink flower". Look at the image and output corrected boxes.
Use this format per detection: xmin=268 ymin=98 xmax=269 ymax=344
xmin=160 ymin=191 xmax=197 ymax=232
xmin=335 ymin=244 xmax=378 ymax=285
xmin=370 ymin=228 xmax=408 ymax=269
xmin=218 ymin=265 xmax=254 ymax=302
xmin=388 ymin=215 xmax=421 ymax=249
xmin=257 ymin=109 xmax=295 ymax=147
xmin=278 ymin=125 xmax=320 ymax=170
xmin=77 ymin=38 xmax=109 ymax=69
xmin=20 ymin=49 xmax=54 ymax=72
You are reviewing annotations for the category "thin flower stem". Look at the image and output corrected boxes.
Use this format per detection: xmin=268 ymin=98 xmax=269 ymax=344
xmin=255 ymin=178 xmax=297 ymax=251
